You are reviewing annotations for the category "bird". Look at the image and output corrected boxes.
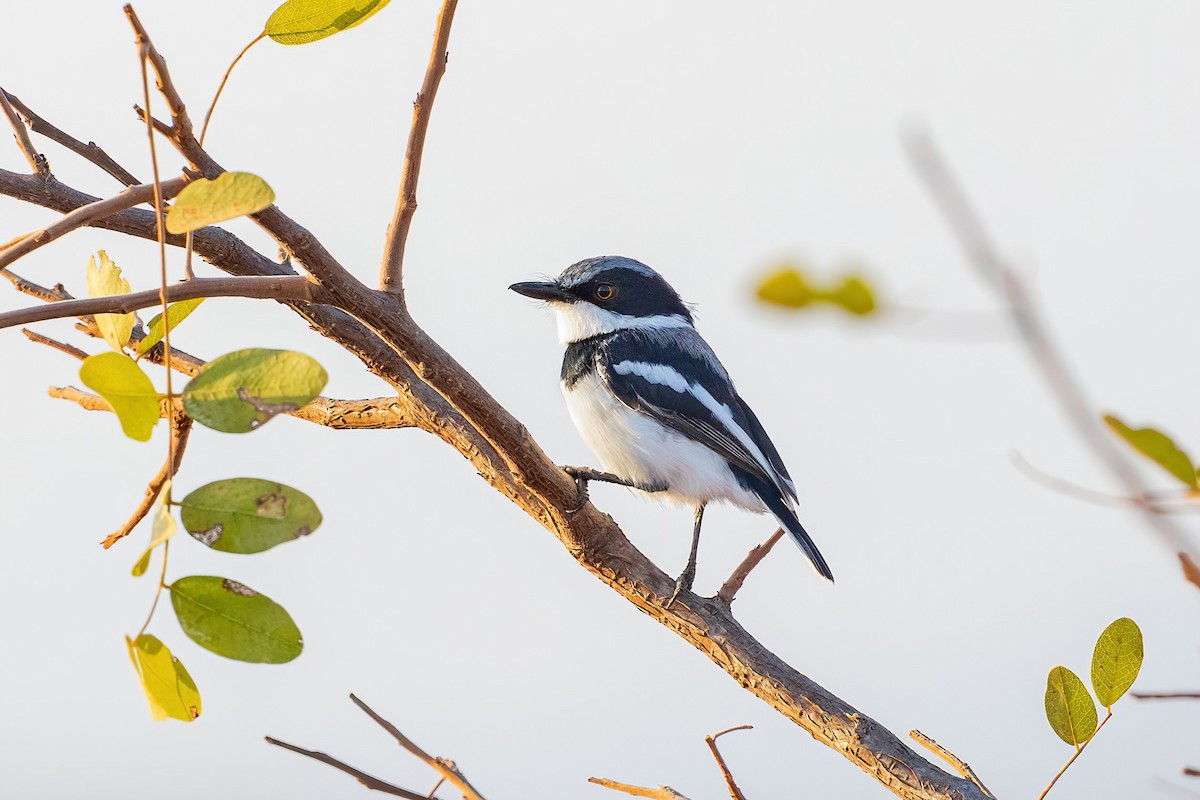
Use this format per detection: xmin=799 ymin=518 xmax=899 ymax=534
xmin=510 ymin=256 xmax=833 ymax=604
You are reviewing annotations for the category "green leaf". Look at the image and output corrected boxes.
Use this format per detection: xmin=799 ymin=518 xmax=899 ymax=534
xmin=169 ymin=576 xmax=303 ymax=663
xmin=265 ymin=0 xmax=392 ymax=45
xmin=79 ymin=352 xmax=160 ymax=442
xmin=126 ymin=634 xmax=201 ymax=721
xmin=756 ymin=268 xmax=817 ymax=308
xmin=165 ymin=172 xmax=275 ymax=234
xmin=86 ymin=250 xmax=135 ymax=351
xmin=827 ymin=275 xmax=877 ymax=315
xmin=1103 ymin=415 xmax=1197 ymax=488
xmin=132 ymin=481 xmax=178 ymax=576
xmin=1045 ymin=666 xmax=1098 ymax=746
xmin=1091 ymin=617 xmax=1144 ymax=707
xmin=182 ymin=348 xmax=327 ymax=433
xmin=181 ymin=478 xmax=322 ymax=554
xmin=137 ymin=298 xmax=205 ymax=356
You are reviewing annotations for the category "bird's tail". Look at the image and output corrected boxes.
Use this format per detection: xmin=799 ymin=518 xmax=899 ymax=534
xmin=758 ymin=485 xmax=834 ymax=582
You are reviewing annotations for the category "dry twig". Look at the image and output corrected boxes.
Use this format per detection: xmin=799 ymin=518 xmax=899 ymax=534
xmin=705 ymin=725 xmax=753 ymax=800
xmin=588 ymin=778 xmax=692 ymax=800
xmin=910 ymin=730 xmax=996 ymax=800
xmin=265 ymin=736 xmax=429 ymax=799
xmin=0 ymin=90 xmax=139 ymax=185
xmin=0 ymin=86 xmax=45 ymax=175
xmin=718 ymin=528 xmax=785 ymax=605
xmin=102 ymin=413 xmax=193 ymax=548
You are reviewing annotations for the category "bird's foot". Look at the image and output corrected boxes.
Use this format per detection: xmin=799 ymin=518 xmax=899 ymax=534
xmin=665 ymin=565 xmax=696 ymax=611
xmin=560 ymin=466 xmax=667 ymax=513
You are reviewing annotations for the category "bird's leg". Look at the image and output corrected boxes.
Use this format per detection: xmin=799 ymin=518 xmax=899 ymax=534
xmin=560 ymin=466 xmax=667 ymax=513
xmin=667 ymin=504 xmax=706 ymax=609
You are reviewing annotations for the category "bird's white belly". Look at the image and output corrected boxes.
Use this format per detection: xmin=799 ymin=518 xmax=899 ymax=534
xmin=562 ymin=374 xmax=765 ymax=511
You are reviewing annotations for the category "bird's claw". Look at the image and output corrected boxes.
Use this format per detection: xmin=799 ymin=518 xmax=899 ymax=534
xmin=561 ymin=466 xmax=591 ymax=514
xmin=664 ymin=567 xmax=696 ymax=611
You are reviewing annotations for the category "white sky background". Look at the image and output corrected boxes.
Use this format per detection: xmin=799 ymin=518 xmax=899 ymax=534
xmin=2 ymin=1 xmax=1199 ymax=797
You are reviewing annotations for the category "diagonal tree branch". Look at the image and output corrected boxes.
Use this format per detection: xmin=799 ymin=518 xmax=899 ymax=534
xmin=905 ymin=129 xmax=1195 ymax=558
xmin=378 ymin=0 xmax=458 ymax=299
xmin=0 ymin=86 xmax=45 ymax=175
xmin=265 ymin=736 xmax=429 ymax=799
xmin=1 ymin=89 xmax=140 ymax=185
xmin=0 ymin=175 xmax=187 ymax=272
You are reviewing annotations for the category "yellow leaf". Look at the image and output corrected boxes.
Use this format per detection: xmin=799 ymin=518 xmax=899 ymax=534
xmin=86 ymin=251 xmax=135 ymax=351
xmin=132 ymin=481 xmax=177 ymax=576
xmin=166 ymin=172 xmax=275 ymax=234
xmin=126 ymin=634 xmax=202 ymax=722
xmin=265 ymin=0 xmax=392 ymax=46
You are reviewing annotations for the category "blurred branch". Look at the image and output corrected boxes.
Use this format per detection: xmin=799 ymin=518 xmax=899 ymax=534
xmin=1132 ymin=692 xmax=1200 ymax=701
xmin=905 ymin=129 xmax=1195 ymax=557
xmin=1011 ymin=453 xmax=1198 ymax=513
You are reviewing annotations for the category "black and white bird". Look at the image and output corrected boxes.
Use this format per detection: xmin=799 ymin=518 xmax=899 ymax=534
xmin=510 ymin=256 xmax=833 ymax=602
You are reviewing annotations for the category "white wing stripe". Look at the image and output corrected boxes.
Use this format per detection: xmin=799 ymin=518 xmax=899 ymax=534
xmin=612 ymin=360 xmax=789 ymax=498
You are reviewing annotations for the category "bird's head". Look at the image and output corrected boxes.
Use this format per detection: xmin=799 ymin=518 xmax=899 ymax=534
xmin=509 ymin=256 xmax=694 ymax=343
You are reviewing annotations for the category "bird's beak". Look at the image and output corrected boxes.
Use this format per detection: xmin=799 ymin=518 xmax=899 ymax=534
xmin=508 ymin=281 xmax=575 ymax=303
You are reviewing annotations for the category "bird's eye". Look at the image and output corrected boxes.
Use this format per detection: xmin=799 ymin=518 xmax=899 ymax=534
xmin=595 ymin=284 xmax=616 ymax=301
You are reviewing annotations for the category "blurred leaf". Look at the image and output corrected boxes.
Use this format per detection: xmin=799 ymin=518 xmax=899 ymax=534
xmin=182 ymin=348 xmax=327 ymax=433
xmin=125 ymin=634 xmax=201 ymax=722
xmin=132 ymin=481 xmax=178 ymax=577
xmin=181 ymin=478 xmax=322 ymax=554
xmin=79 ymin=352 xmax=159 ymax=442
xmin=1091 ymin=618 xmax=1143 ymax=707
xmin=169 ymin=576 xmax=303 ymax=663
xmin=137 ymin=298 xmax=205 ymax=356
xmin=86 ymin=250 xmax=134 ymax=351
xmin=1103 ymin=415 xmax=1196 ymax=488
xmin=265 ymin=0 xmax=392 ymax=45
xmin=827 ymin=275 xmax=877 ymax=315
xmin=1045 ymin=666 xmax=1097 ymax=746
xmin=756 ymin=268 xmax=817 ymax=308
xmin=165 ymin=172 xmax=275 ymax=234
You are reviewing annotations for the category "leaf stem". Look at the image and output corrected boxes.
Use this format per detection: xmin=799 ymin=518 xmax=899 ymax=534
xmin=136 ymin=540 xmax=170 ymax=639
xmin=1038 ymin=710 xmax=1113 ymax=800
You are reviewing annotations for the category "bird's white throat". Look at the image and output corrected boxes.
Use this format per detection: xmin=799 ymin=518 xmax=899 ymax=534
xmin=550 ymin=301 xmax=692 ymax=343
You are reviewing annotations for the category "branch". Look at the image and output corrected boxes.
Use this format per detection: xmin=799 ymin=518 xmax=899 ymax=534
xmin=0 ymin=90 xmax=139 ymax=185
xmin=910 ymin=730 xmax=996 ymax=800
xmin=1037 ymin=710 xmax=1113 ymax=800
xmin=718 ymin=528 xmax=785 ymax=605
xmin=265 ymin=737 xmax=428 ymax=799
xmin=1181 ymin=553 xmax=1200 ymax=591
xmin=704 ymin=725 xmax=752 ymax=800
xmin=0 ymin=176 xmax=187 ymax=272
xmin=0 ymin=86 xmax=45 ymax=175
xmin=125 ymin=5 xmax=194 ymax=140
xmin=905 ymin=129 xmax=1196 ymax=556
xmin=102 ymin=412 xmax=192 ymax=548
xmin=350 ymin=694 xmax=486 ymax=800
xmin=0 ymin=275 xmax=315 ymax=331
xmin=587 ymin=778 xmax=692 ymax=800
xmin=22 ymin=328 xmax=89 ymax=360
xmin=1132 ymin=692 xmax=1200 ymax=700
xmin=378 ymin=0 xmax=458 ymax=298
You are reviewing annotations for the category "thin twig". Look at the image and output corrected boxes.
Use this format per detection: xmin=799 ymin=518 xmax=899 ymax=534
xmin=1132 ymin=692 xmax=1200 ymax=700
xmin=0 ymin=90 xmax=139 ymax=185
xmin=21 ymin=328 xmax=89 ymax=361
xmin=349 ymin=694 xmax=486 ymax=800
xmin=0 ymin=87 xmax=45 ymax=175
xmin=0 ymin=275 xmax=314 ymax=331
xmin=1037 ymin=710 xmax=1113 ymax=800
xmin=379 ymin=0 xmax=459 ymax=298
xmin=1180 ymin=553 xmax=1200 ymax=591
xmin=0 ymin=176 xmax=188 ymax=272
xmin=1 ymin=268 xmax=70 ymax=303
xmin=1010 ymin=453 xmax=1199 ymax=513
xmin=125 ymin=5 xmax=194 ymax=139
xmin=103 ymin=414 xmax=193 ymax=549
xmin=425 ymin=778 xmax=444 ymax=799
xmin=905 ymin=129 xmax=1195 ymax=556
xmin=1186 ymin=767 xmax=1200 ymax=777
xmin=587 ymin=778 xmax=692 ymax=800
xmin=265 ymin=737 xmax=428 ymax=800
xmin=717 ymin=528 xmax=785 ymax=605
xmin=200 ymin=32 xmax=265 ymax=146
xmin=910 ymin=730 xmax=996 ymax=800
xmin=705 ymin=725 xmax=752 ymax=800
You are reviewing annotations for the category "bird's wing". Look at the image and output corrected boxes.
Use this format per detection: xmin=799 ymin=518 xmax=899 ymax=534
xmin=598 ymin=332 xmax=796 ymax=502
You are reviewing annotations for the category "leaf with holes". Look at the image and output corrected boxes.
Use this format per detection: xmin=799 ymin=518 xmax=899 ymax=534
xmin=265 ymin=0 xmax=392 ymax=45
xmin=165 ymin=172 xmax=275 ymax=234
xmin=181 ymin=478 xmax=322 ymax=554
xmin=1045 ymin=666 xmax=1098 ymax=746
xmin=137 ymin=298 xmax=205 ymax=356
xmin=182 ymin=348 xmax=326 ymax=433
xmin=1091 ymin=618 xmax=1143 ymax=708
xmin=133 ymin=481 xmax=178 ymax=576
xmin=170 ymin=576 xmax=303 ymax=663
xmin=1103 ymin=415 xmax=1197 ymax=488
xmin=79 ymin=352 xmax=159 ymax=442
xmin=126 ymin=634 xmax=201 ymax=721
xmin=86 ymin=250 xmax=135 ymax=351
